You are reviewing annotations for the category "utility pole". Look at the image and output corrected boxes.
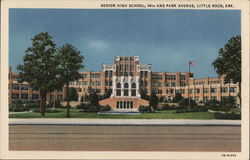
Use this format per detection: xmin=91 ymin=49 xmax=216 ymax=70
xmin=188 ymin=61 xmax=195 ymax=110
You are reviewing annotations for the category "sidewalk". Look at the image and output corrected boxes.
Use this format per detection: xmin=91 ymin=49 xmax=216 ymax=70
xmin=9 ymin=118 xmax=241 ymax=126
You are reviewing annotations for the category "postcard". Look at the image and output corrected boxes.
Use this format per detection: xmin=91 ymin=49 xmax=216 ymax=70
xmin=1 ymin=0 xmax=249 ymax=159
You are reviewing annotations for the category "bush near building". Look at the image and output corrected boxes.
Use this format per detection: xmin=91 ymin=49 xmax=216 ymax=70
xmin=9 ymin=100 xmax=29 ymax=112
xmin=139 ymin=106 xmax=154 ymax=113
xmin=76 ymin=103 xmax=111 ymax=112
xmin=9 ymin=100 xmax=41 ymax=112
xmin=205 ymin=97 xmax=237 ymax=112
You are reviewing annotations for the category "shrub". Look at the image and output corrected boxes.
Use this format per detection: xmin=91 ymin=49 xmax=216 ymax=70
xmin=178 ymin=98 xmax=198 ymax=110
xmin=162 ymin=104 xmax=179 ymax=110
xmin=139 ymin=106 xmax=153 ymax=113
xmin=24 ymin=100 xmax=40 ymax=109
xmin=32 ymin=108 xmax=60 ymax=113
xmin=9 ymin=100 xmax=30 ymax=112
xmin=76 ymin=103 xmax=86 ymax=110
xmin=47 ymin=99 xmax=63 ymax=108
xmin=99 ymin=105 xmax=111 ymax=112
xmin=214 ymin=112 xmax=241 ymax=120
xmin=206 ymin=98 xmax=237 ymax=112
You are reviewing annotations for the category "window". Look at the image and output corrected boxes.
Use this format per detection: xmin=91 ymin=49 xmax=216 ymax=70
xmin=81 ymin=74 xmax=87 ymax=79
xmin=12 ymin=84 xmax=19 ymax=90
xmin=171 ymin=83 xmax=176 ymax=87
xmin=21 ymin=85 xmax=29 ymax=90
xmin=144 ymin=71 xmax=148 ymax=78
xmin=21 ymin=94 xmax=28 ymax=99
xmin=124 ymin=83 xmax=129 ymax=88
xmin=221 ymin=87 xmax=228 ymax=93
xmin=158 ymin=90 xmax=162 ymax=94
xmin=211 ymin=88 xmax=217 ymax=93
xmin=165 ymin=83 xmax=170 ymax=87
xmin=131 ymin=83 xmax=136 ymax=88
xmin=116 ymin=89 xmax=121 ymax=96
xmin=12 ymin=93 xmax=19 ymax=99
xmin=180 ymin=82 xmax=186 ymax=86
xmin=32 ymin=94 xmax=39 ymax=100
xmin=90 ymin=74 xmax=100 ymax=79
xmin=211 ymin=96 xmax=217 ymax=100
xmin=130 ymin=101 xmax=133 ymax=108
xmin=180 ymin=75 xmax=186 ymax=80
xmin=116 ymin=83 xmax=121 ymax=88
xmin=230 ymin=87 xmax=237 ymax=93
xmin=195 ymin=89 xmax=200 ymax=93
xmin=131 ymin=90 xmax=136 ymax=96
xmin=165 ymin=75 xmax=176 ymax=80
xmin=124 ymin=90 xmax=128 ymax=96
xmin=116 ymin=101 xmax=119 ymax=108
xmin=189 ymin=89 xmax=193 ymax=94
xmin=130 ymin=72 xmax=134 ymax=76
xmin=203 ymin=96 xmax=209 ymax=102
xmin=124 ymin=72 xmax=128 ymax=77
xmin=170 ymin=89 xmax=174 ymax=93
xmin=105 ymin=71 xmax=109 ymax=78
xmin=203 ymin=88 xmax=209 ymax=93
xmin=126 ymin=101 xmax=130 ymax=108
xmin=105 ymin=80 xmax=109 ymax=86
xmin=195 ymin=97 xmax=199 ymax=102
xmin=209 ymin=81 xmax=220 ymax=84
xmin=130 ymin=64 xmax=134 ymax=71
xmin=181 ymin=89 xmax=185 ymax=94
xmin=175 ymin=89 xmax=180 ymax=93
xmin=140 ymin=71 xmax=143 ymax=77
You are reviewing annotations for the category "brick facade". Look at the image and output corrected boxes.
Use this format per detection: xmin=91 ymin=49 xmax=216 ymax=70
xmin=9 ymin=56 xmax=240 ymax=110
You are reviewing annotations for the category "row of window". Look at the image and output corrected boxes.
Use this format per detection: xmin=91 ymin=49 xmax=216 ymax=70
xmin=12 ymin=93 xmax=39 ymax=100
xmin=153 ymin=87 xmax=237 ymax=95
xmin=116 ymin=89 xmax=136 ymax=96
xmin=140 ymin=71 xmax=148 ymax=78
xmin=116 ymin=83 xmax=137 ymax=89
xmin=194 ymin=81 xmax=220 ymax=85
xmin=116 ymin=101 xmax=133 ymax=109
xmin=105 ymin=71 xmax=113 ymax=78
xmin=118 ymin=64 xmax=135 ymax=72
xmin=193 ymin=96 xmax=237 ymax=102
xmin=118 ymin=72 xmax=134 ymax=76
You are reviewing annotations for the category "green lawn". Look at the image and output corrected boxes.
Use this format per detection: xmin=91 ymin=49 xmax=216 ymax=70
xmin=9 ymin=108 xmax=216 ymax=119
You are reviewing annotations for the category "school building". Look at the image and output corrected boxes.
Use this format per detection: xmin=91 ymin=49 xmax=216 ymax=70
xmin=9 ymin=56 xmax=239 ymax=110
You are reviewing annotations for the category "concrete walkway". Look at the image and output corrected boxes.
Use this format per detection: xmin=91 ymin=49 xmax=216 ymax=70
xmin=9 ymin=118 xmax=241 ymax=126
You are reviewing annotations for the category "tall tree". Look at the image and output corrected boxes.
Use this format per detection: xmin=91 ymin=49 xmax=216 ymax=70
xmin=69 ymin=87 xmax=79 ymax=101
xmin=149 ymin=91 xmax=158 ymax=110
xmin=173 ymin=93 xmax=184 ymax=103
xmin=212 ymin=36 xmax=241 ymax=106
xmin=17 ymin=32 xmax=59 ymax=116
xmin=57 ymin=44 xmax=84 ymax=117
xmin=89 ymin=92 xmax=99 ymax=107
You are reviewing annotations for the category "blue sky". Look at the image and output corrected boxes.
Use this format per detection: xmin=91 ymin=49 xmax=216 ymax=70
xmin=9 ymin=9 xmax=240 ymax=78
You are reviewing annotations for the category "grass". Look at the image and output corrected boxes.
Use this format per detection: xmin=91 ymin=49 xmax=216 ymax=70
xmin=9 ymin=108 xmax=216 ymax=119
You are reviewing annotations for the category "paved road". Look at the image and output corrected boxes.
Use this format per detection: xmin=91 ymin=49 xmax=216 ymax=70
xmin=9 ymin=125 xmax=241 ymax=152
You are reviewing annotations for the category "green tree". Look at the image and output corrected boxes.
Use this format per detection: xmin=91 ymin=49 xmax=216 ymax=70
xmin=57 ymin=44 xmax=84 ymax=117
xmin=149 ymin=91 xmax=158 ymax=110
xmin=69 ymin=87 xmax=78 ymax=101
xmin=17 ymin=32 xmax=59 ymax=116
xmin=173 ymin=93 xmax=184 ymax=103
xmin=140 ymin=89 xmax=149 ymax=100
xmin=89 ymin=92 xmax=99 ymax=107
xmin=212 ymin=36 xmax=241 ymax=106
xmin=179 ymin=98 xmax=198 ymax=110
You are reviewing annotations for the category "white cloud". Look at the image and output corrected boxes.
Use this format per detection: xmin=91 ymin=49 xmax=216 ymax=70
xmin=87 ymin=40 xmax=109 ymax=50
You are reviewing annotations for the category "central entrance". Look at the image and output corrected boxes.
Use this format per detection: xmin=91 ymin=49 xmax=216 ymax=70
xmin=116 ymin=101 xmax=133 ymax=109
